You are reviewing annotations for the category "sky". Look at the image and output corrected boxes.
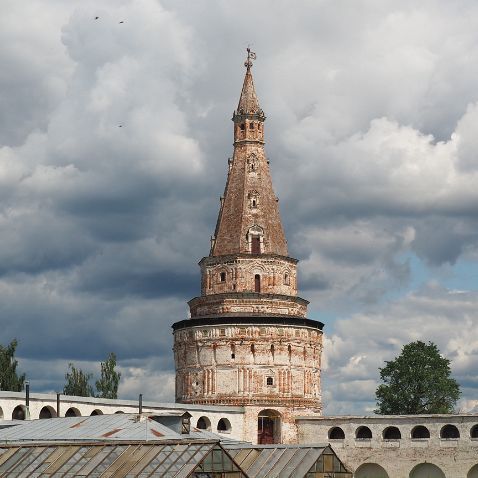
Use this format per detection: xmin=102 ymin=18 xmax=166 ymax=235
xmin=1 ymin=0 xmax=478 ymax=415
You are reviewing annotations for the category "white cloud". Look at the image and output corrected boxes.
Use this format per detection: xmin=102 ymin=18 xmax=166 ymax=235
xmin=0 ymin=0 xmax=477 ymax=413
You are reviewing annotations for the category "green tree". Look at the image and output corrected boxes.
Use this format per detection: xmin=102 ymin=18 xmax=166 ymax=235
xmin=95 ymin=352 xmax=121 ymax=399
xmin=0 ymin=339 xmax=25 ymax=391
xmin=375 ymin=340 xmax=461 ymax=414
xmin=63 ymin=363 xmax=94 ymax=397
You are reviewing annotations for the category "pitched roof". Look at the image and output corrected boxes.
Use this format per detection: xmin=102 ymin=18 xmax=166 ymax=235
xmin=225 ymin=444 xmax=352 ymax=478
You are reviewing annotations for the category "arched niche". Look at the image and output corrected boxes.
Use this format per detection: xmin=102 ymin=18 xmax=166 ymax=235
xmin=440 ymin=424 xmax=460 ymax=439
xmin=383 ymin=426 xmax=401 ymax=440
xmin=65 ymin=407 xmax=81 ymax=417
xmin=470 ymin=424 xmax=478 ymax=438
xmin=258 ymin=409 xmax=281 ymax=444
xmin=411 ymin=425 xmax=430 ymax=439
xmin=247 ymin=225 xmax=264 ymax=254
xmin=217 ymin=417 xmax=231 ymax=434
xmin=409 ymin=463 xmax=445 ymax=478
xmin=356 ymin=425 xmax=372 ymax=439
xmin=196 ymin=416 xmax=211 ymax=431
xmin=0 ymin=406 xmax=3 ymax=420
xmin=328 ymin=426 xmax=345 ymax=440
xmin=90 ymin=409 xmax=103 ymax=416
xmin=468 ymin=464 xmax=478 ymax=478
xmin=355 ymin=463 xmax=389 ymax=478
xmin=114 ymin=411 xmax=125 ymax=414
xmin=39 ymin=406 xmax=57 ymax=419
xmin=12 ymin=405 xmax=27 ymax=420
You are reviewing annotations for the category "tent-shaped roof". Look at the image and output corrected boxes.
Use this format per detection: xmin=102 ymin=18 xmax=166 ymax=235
xmin=225 ymin=444 xmax=352 ymax=478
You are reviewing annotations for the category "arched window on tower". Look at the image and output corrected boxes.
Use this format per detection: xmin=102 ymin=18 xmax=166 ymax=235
xmin=255 ymin=274 xmax=261 ymax=292
xmin=247 ymin=225 xmax=263 ymax=254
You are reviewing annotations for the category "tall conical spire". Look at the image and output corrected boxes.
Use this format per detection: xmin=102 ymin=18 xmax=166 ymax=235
xmin=236 ymin=49 xmax=263 ymax=116
xmin=173 ymin=51 xmax=322 ymax=428
xmin=210 ymin=50 xmax=288 ymax=257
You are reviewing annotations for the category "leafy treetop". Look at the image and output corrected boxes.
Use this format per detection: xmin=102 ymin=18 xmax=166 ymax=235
xmin=63 ymin=363 xmax=94 ymax=397
xmin=0 ymin=339 xmax=25 ymax=392
xmin=95 ymin=352 xmax=121 ymax=399
xmin=375 ymin=340 xmax=461 ymax=415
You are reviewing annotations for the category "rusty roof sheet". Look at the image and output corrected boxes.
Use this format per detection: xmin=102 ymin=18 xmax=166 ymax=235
xmin=0 ymin=414 xmax=204 ymax=443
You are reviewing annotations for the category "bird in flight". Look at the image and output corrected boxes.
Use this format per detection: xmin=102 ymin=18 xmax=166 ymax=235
xmin=95 ymin=16 xmax=99 ymax=20
xmin=119 ymin=20 xmax=125 ymax=23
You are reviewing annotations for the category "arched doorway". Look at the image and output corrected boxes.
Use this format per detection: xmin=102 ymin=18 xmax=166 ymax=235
xmin=39 ymin=406 xmax=57 ymax=419
xmin=258 ymin=409 xmax=281 ymax=444
xmin=468 ymin=464 xmax=478 ymax=478
xmin=65 ymin=407 xmax=81 ymax=417
xmin=355 ymin=463 xmax=389 ymax=478
xmin=409 ymin=463 xmax=445 ymax=478
xmin=12 ymin=405 xmax=27 ymax=420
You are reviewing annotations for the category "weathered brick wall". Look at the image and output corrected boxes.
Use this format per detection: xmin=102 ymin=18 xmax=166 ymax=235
xmin=211 ymin=135 xmax=288 ymax=257
xmin=188 ymin=294 xmax=308 ymax=319
xmin=199 ymin=255 xmax=298 ymax=297
xmin=174 ymin=324 xmax=322 ymax=418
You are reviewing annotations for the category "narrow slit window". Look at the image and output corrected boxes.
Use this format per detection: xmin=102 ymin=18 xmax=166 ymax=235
xmin=240 ymin=124 xmax=245 ymax=131
xmin=266 ymin=377 xmax=273 ymax=386
xmin=220 ymin=272 xmax=226 ymax=282
xmin=255 ymin=274 xmax=261 ymax=292
xmin=250 ymin=122 xmax=254 ymax=129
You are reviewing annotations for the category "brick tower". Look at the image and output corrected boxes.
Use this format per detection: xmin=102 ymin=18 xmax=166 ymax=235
xmin=173 ymin=50 xmax=323 ymax=444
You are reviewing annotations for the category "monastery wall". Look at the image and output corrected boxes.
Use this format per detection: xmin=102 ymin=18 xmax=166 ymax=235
xmin=297 ymin=414 xmax=478 ymax=477
xmin=0 ymin=391 xmax=246 ymax=442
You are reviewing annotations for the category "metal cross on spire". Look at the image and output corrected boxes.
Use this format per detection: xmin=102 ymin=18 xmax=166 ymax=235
xmin=244 ymin=47 xmax=257 ymax=69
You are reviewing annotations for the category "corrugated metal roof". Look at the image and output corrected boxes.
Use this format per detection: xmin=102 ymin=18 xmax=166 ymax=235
xmin=0 ymin=414 xmax=209 ymax=443
xmin=225 ymin=444 xmax=352 ymax=478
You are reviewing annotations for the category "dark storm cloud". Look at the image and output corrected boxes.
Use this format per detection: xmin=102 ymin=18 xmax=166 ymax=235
xmin=1 ymin=0 xmax=478 ymax=408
